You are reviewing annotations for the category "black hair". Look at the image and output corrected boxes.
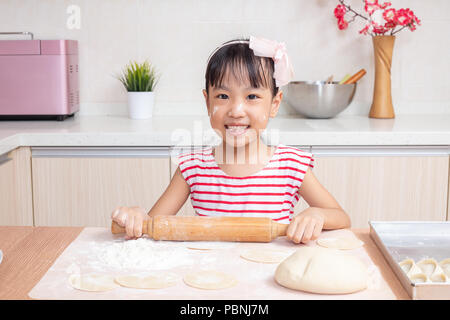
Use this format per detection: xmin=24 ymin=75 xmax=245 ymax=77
xmin=205 ymin=38 xmax=278 ymax=97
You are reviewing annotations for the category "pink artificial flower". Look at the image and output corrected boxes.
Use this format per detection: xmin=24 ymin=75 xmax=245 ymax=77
xmin=359 ymin=24 xmax=370 ymax=35
xmin=383 ymin=8 xmax=396 ymax=22
xmin=364 ymin=0 xmax=380 ymax=15
xmin=379 ymin=1 xmax=391 ymax=9
xmin=338 ymin=17 xmax=349 ymax=30
xmin=405 ymin=8 xmax=421 ymax=31
xmin=371 ymin=21 xmax=387 ymax=35
xmin=334 ymin=4 xmax=346 ymax=18
xmin=384 ymin=20 xmax=396 ymax=29
xmin=332 ymin=1 xmax=421 ymax=36
xmin=407 ymin=9 xmax=421 ymax=25
xmin=394 ymin=8 xmax=412 ymax=26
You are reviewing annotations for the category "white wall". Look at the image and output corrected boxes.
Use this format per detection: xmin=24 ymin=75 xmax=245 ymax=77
xmin=0 ymin=0 xmax=449 ymax=116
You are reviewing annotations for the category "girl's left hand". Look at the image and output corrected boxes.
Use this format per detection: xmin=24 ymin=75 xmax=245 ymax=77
xmin=286 ymin=207 xmax=325 ymax=244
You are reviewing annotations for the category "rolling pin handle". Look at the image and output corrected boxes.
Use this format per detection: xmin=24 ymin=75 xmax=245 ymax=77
xmin=271 ymin=221 xmax=289 ymax=240
xmin=111 ymin=221 xmax=125 ymax=234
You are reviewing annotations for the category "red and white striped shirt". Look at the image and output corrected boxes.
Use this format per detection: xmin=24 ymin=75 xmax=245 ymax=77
xmin=177 ymin=144 xmax=314 ymax=224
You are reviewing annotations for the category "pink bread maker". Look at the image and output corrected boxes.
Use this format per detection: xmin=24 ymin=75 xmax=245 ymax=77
xmin=0 ymin=32 xmax=79 ymax=121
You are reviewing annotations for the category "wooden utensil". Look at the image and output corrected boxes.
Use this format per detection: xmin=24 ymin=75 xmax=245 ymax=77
xmin=111 ymin=216 xmax=289 ymax=242
xmin=338 ymin=74 xmax=351 ymax=84
xmin=343 ymin=69 xmax=366 ymax=84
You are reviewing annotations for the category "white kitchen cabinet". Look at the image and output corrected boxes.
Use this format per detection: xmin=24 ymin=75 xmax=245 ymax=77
xmin=31 ymin=147 xmax=171 ymax=227
xmin=294 ymin=146 xmax=449 ymax=228
xmin=0 ymin=147 xmax=33 ymax=226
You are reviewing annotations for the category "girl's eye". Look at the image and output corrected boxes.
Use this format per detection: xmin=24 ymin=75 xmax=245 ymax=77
xmin=248 ymin=94 xmax=259 ymax=100
xmin=217 ymin=94 xmax=228 ymax=99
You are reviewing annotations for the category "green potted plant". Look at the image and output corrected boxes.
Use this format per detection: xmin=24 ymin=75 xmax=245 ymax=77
xmin=117 ymin=60 xmax=159 ymax=119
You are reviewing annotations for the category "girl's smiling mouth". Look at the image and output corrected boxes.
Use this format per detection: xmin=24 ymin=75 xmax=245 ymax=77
xmin=225 ymin=124 xmax=250 ymax=136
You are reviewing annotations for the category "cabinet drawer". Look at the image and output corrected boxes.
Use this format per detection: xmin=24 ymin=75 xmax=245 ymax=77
xmin=295 ymin=155 xmax=449 ymax=228
xmin=31 ymin=147 xmax=171 ymax=227
xmin=0 ymin=147 xmax=33 ymax=226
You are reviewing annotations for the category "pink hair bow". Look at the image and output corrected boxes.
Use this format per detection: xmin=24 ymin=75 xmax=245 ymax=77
xmin=249 ymin=36 xmax=294 ymax=87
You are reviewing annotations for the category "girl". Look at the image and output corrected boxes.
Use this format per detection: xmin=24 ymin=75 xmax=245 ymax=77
xmin=112 ymin=36 xmax=351 ymax=243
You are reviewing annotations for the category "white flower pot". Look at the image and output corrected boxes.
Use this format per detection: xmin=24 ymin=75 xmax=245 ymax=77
xmin=127 ymin=91 xmax=154 ymax=119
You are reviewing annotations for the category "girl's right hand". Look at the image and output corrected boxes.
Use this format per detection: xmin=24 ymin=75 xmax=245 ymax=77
xmin=111 ymin=206 xmax=149 ymax=240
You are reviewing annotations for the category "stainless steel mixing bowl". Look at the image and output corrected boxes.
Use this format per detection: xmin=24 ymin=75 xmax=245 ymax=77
xmin=285 ymin=81 xmax=356 ymax=118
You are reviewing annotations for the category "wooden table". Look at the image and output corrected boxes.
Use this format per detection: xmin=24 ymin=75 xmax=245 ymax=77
xmin=0 ymin=227 xmax=410 ymax=300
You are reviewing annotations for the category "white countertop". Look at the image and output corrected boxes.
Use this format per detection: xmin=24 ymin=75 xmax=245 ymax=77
xmin=1 ymin=114 xmax=449 ymax=155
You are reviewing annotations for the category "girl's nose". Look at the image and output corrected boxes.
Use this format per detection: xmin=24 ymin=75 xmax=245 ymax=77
xmin=227 ymin=101 xmax=246 ymax=118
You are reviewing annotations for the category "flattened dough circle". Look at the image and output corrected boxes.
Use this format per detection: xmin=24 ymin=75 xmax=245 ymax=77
xmin=183 ymin=270 xmax=237 ymax=290
xmin=186 ymin=241 xmax=235 ymax=250
xmin=240 ymin=249 xmax=292 ymax=264
xmin=69 ymin=274 xmax=117 ymax=292
xmin=317 ymin=237 xmax=364 ymax=250
xmin=115 ymin=272 xmax=179 ymax=289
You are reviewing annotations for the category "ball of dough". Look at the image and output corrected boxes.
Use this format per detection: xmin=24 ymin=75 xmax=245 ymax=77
xmin=274 ymin=246 xmax=368 ymax=294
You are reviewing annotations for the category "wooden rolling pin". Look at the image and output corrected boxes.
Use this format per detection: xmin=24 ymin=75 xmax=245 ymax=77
xmin=111 ymin=216 xmax=289 ymax=243
xmin=343 ymin=68 xmax=366 ymax=84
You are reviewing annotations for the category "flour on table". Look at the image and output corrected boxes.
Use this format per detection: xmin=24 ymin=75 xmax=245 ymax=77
xmin=366 ymin=265 xmax=382 ymax=290
xmin=65 ymin=262 xmax=81 ymax=275
xmin=87 ymin=238 xmax=194 ymax=271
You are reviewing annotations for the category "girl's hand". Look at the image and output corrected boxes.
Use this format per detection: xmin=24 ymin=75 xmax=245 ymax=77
xmin=286 ymin=207 xmax=325 ymax=244
xmin=111 ymin=206 xmax=149 ymax=240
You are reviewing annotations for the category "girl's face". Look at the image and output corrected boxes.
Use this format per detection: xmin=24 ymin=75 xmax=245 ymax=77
xmin=203 ymin=69 xmax=283 ymax=149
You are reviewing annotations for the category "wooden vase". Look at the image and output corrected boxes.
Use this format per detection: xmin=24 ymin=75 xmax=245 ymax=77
xmin=369 ymin=35 xmax=395 ymax=119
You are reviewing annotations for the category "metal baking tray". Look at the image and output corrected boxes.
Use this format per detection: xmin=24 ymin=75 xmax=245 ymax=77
xmin=369 ymin=221 xmax=450 ymax=300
